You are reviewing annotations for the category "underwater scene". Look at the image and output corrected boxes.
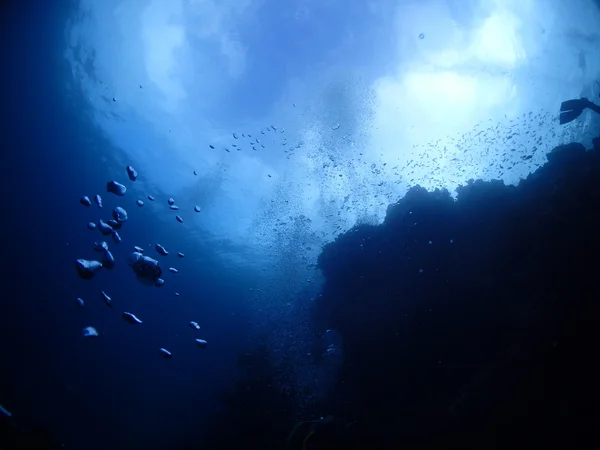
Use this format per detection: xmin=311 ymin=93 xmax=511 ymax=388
xmin=1 ymin=0 xmax=600 ymax=448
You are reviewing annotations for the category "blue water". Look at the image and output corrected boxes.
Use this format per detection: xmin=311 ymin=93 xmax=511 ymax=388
xmin=1 ymin=2 xmax=251 ymax=448
xmin=3 ymin=1 xmax=600 ymax=450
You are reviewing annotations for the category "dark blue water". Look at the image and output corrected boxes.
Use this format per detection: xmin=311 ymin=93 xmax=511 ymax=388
xmin=1 ymin=2 xmax=250 ymax=448
xmin=3 ymin=1 xmax=600 ymax=450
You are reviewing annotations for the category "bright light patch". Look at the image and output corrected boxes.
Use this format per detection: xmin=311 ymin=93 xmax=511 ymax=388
xmin=405 ymin=70 xmax=477 ymax=111
xmin=66 ymin=0 xmax=600 ymax=256
xmin=372 ymin=70 xmax=484 ymax=152
xmin=141 ymin=0 xmax=187 ymax=108
xmin=473 ymin=11 xmax=523 ymax=66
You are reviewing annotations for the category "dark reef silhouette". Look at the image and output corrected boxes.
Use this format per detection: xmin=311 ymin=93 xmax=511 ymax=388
xmin=197 ymin=135 xmax=600 ymax=450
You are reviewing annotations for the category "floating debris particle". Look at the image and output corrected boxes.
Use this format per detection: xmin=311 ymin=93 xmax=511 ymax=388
xmin=87 ymin=222 xmax=97 ymax=230
xmin=332 ymin=123 xmax=340 ymax=130
xmin=209 ymin=144 xmax=215 ymax=149
xmin=82 ymin=326 xmax=99 ymax=338
xmin=177 ymin=252 xmax=184 ymax=258
xmin=195 ymin=338 xmax=208 ymax=349
xmin=169 ymin=205 xmax=179 ymax=210
xmin=122 ymin=312 xmax=142 ymax=324
xmin=102 ymin=250 xmax=115 ymax=269
xmin=94 ymin=241 xmax=109 ymax=252
xmin=168 ymin=198 xmax=175 ymax=205
xmin=176 ymin=215 xmax=183 ymax=223
xmin=159 ymin=348 xmax=172 ymax=358
xmin=128 ymin=252 xmax=162 ymax=285
xmin=98 ymin=220 xmax=113 ymax=235
xmin=75 ymin=259 xmax=102 ymax=279
xmin=80 ymin=196 xmax=91 ymax=207
xmin=168 ymin=267 xmax=178 ymax=273
xmin=133 ymin=246 xmax=144 ymax=253
xmin=112 ymin=230 xmax=122 ymax=244
xmin=189 ymin=321 xmax=200 ymax=330
xmin=155 ymin=278 xmax=165 ymax=287
xmin=148 ymin=195 xmax=155 ymax=201
xmin=194 ymin=205 xmax=201 ymax=212
xmin=156 ymin=244 xmax=168 ymax=256
xmin=137 ymin=200 xmax=144 ymax=207
xmin=107 ymin=219 xmax=121 ymax=230
xmin=113 ymin=206 xmax=128 ymax=223
xmin=94 ymin=195 xmax=103 ymax=208
xmin=75 ymin=297 xmax=85 ymax=308
xmin=106 ymin=181 xmax=127 ymax=196
xmin=126 ymin=165 xmax=138 ymax=181
xmin=233 ymin=132 xmax=239 ymax=139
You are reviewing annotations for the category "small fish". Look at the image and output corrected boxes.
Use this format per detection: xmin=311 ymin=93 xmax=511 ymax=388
xmin=159 ymin=348 xmax=172 ymax=358
xmin=0 ymin=404 xmax=13 ymax=417
xmin=122 ymin=312 xmax=142 ymax=324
